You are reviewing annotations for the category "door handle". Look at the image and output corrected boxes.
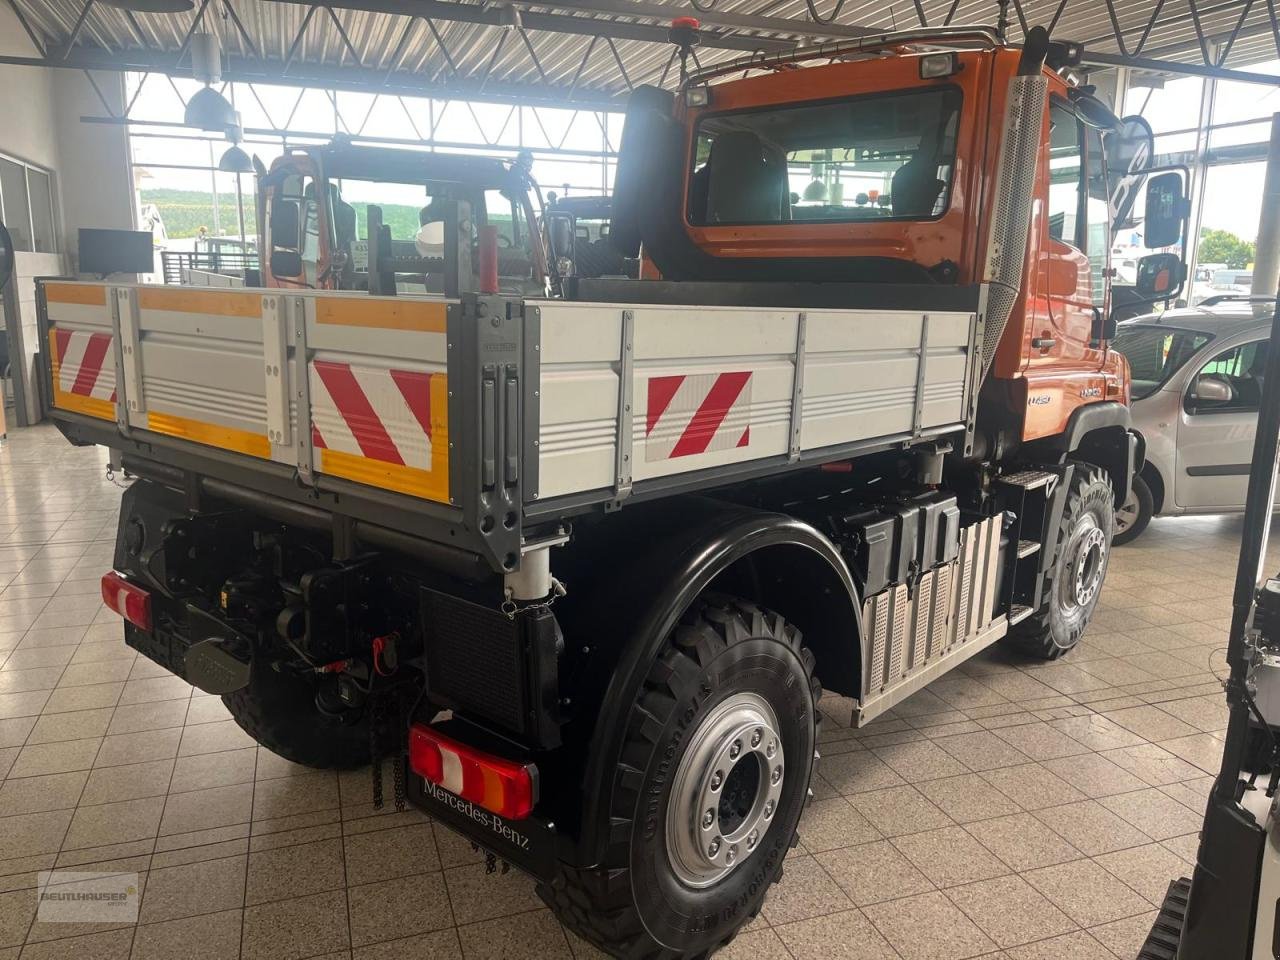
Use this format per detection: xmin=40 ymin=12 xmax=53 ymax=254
xmin=1032 ymin=337 xmax=1057 ymax=350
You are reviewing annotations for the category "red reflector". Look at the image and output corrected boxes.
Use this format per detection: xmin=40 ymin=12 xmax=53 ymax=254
xmin=101 ymin=571 xmax=152 ymax=631
xmin=408 ymin=723 xmax=537 ymax=820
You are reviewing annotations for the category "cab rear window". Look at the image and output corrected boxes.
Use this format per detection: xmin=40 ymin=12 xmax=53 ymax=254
xmin=687 ymin=87 xmax=963 ymax=226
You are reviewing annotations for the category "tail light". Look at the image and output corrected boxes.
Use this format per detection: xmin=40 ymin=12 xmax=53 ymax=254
xmin=408 ymin=723 xmax=537 ymax=820
xmin=101 ymin=571 xmax=152 ymax=631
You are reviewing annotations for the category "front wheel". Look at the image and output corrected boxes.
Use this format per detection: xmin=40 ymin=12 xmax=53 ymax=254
xmin=1112 ymin=473 xmax=1153 ymax=545
xmin=1005 ymin=463 xmax=1114 ymax=660
xmin=542 ymin=595 xmax=821 ymax=959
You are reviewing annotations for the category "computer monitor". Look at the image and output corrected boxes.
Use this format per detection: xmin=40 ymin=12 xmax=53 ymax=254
xmin=78 ymin=228 xmax=153 ymax=277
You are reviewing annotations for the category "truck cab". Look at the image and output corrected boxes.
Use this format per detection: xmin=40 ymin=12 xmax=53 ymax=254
xmin=258 ymin=140 xmax=548 ymax=297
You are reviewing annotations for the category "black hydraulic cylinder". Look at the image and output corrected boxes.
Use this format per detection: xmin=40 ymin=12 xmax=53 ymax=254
xmin=1176 ymin=295 xmax=1280 ymax=959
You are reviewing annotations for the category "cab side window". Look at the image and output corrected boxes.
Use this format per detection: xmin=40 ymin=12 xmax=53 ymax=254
xmin=1047 ymin=103 xmax=1083 ymax=247
xmin=1189 ymin=340 xmax=1268 ymax=414
xmin=1084 ymin=126 xmax=1109 ymax=307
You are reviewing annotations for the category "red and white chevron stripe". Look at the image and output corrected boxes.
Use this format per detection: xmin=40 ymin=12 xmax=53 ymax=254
xmin=645 ymin=370 xmax=752 ymax=462
xmin=309 ymin=360 xmax=435 ymax=469
xmin=54 ymin=329 xmax=116 ymax=402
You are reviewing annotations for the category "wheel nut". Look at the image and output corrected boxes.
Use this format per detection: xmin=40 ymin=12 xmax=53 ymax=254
xmin=708 ymin=838 xmax=721 ymax=857
xmin=747 ymin=829 xmax=759 ymax=849
xmin=729 ymin=740 xmax=741 ymax=759
xmin=726 ymin=845 xmax=738 ymax=865
xmin=710 ymin=770 xmax=724 ymax=790
xmin=702 ymin=809 xmax=715 ymax=829
xmin=764 ymin=799 xmax=775 ymax=818
xmin=766 ymin=740 xmax=777 ymax=758
xmin=751 ymin=728 xmax=762 ymax=748
xmin=771 ymin=765 xmax=783 ymax=785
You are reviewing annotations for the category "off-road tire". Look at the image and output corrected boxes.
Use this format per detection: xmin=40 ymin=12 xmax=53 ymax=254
xmin=1112 ymin=473 xmax=1153 ymax=546
xmin=1006 ymin=463 xmax=1114 ymax=660
xmin=539 ymin=594 xmax=821 ymax=959
xmin=223 ymin=665 xmax=371 ymax=770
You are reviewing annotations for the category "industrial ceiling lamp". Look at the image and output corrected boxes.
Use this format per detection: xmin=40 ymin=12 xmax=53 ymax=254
xmin=218 ymin=142 xmax=253 ymax=173
xmin=184 ymin=32 xmax=237 ymax=131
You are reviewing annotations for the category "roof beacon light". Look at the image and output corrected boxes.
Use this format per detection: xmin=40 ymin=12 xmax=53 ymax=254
xmin=686 ymin=86 xmax=711 ymax=107
xmin=920 ymin=52 xmax=958 ymax=79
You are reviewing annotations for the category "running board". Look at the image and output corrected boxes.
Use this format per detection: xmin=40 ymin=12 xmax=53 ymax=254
xmin=854 ymin=616 xmax=1007 ymax=726
xmin=1139 ymin=877 xmax=1190 ymax=960
xmin=854 ymin=515 xmax=1007 ymax=727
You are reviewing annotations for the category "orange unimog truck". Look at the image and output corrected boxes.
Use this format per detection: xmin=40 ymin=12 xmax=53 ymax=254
xmin=38 ymin=23 xmax=1186 ymax=960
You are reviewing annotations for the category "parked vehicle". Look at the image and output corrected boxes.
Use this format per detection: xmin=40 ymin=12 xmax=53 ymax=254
xmin=541 ymin=192 xmax=636 ymax=280
xmin=39 ymin=24 xmax=1181 ymax=959
xmin=1112 ymin=294 xmax=1278 ymax=544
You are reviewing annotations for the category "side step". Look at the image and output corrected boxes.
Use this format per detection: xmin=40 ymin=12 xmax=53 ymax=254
xmin=1139 ymin=877 xmax=1191 ymax=960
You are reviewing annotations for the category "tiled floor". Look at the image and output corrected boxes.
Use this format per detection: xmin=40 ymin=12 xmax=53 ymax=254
xmin=0 ymin=423 xmax=1255 ymax=960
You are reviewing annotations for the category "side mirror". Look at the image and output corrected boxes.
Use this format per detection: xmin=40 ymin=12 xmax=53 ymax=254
xmin=1144 ymin=172 xmax=1189 ymax=248
xmin=270 ymin=198 xmax=301 ymax=250
xmin=0 ymin=223 xmax=12 ymax=291
xmin=547 ymin=213 xmax=574 ymax=261
xmin=270 ymin=250 xmax=303 ymax=279
xmin=1190 ymin=374 xmax=1234 ymax=408
xmin=1106 ymin=115 xmax=1154 ymax=232
xmin=1135 ymin=252 xmax=1185 ymax=301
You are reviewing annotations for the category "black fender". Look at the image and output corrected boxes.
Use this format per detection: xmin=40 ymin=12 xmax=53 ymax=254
xmin=1024 ymin=401 xmax=1139 ymax=508
xmin=556 ymin=497 xmax=860 ymax=869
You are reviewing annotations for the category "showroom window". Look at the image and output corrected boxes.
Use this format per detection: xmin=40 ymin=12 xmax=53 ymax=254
xmin=0 ymin=153 xmax=58 ymax=254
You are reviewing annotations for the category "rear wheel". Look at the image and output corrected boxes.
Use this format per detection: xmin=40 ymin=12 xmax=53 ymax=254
xmin=542 ymin=595 xmax=820 ymax=959
xmin=223 ymin=664 xmax=371 ymax=770
xmin=1112 ymin=473 xmax=1153 ymax=545
xmin=1005 ymin=463 xmax=1114 ymax=660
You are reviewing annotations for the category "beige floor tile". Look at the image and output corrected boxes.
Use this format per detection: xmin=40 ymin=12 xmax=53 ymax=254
xmin=0 ymin=886 xmax=38 ymax=947
xmin=78 ymin=759 xmax=174 ymax=806
xmin=945 ymin=874 xmax=1076 ymax=949
xmin=871 ymin=739 xmax=968 ymax=781
xmin=349 ymin=872 xmax=454 ymax=946
xmin=979 ymin=763 xmax=1086 ymax=811
xmin=933 ymin=730 xmax=1031 ymax=772
xmin=443 ymin=862 xmax=540 ymax=926
xmin=169 ymin=748 xmax=257 ymax=794
xmin=245 ymin=837 xmax=344 ymax=905
xmin=890 ymin=824 xmax=1010 ymax=888
xmin=354 ymin=928 xmax=463 ymax=960
xmin=105 ymin=700 xmax=189 ymax=737
xmin=1098 ymin=788 xmax=1204 ymax=841
xmin=15 ymin=928 xmax=133 ymax=959
xmin=797 ymin=797 xmax=880 ymax=852
xmin=965 ymin=813 xmax=1082 ymax=872
xmin=847 ymin=784 xmax=952 ymax=837
xmin=1094 ymin=842 xmax=1193 ymax=906
xmin=455 ymin=909 xmax=572 ymax=960
xmin=1005 ymin=930 xmax=1116 ymax=960
xmin=1032 ymin=799 xmax=1152 ymax=856
xmin=1088 ymin=909 xmax=1158 ymax=957
xmin=93 ymin=728 xmax=181 ymax=768
xmin=158 ymin=782 xmax=253 ymax=836
xmin=0 ymin=809 xmax=74 ymax=860
xmin=8 ymin=738 xmax=100 ymax=779
xmin=343 ymin=823 xmax=439 ymax=886
xmin=241 ymin=889 xmax=351 ymax=960
xmin=774 ymin=908 xmax=898 ymax=960
xmin=757 ymin=855 xmax=851 ymax=924
xmin=1022 ymin=857 xmax=1151 ymax=927
xmin=819 ymin=750 xmax=906 ymax=795
xmin=40 ymin=683 xmax=123 ymax=715
xmin=0 ymin=770 xmax=87 ymax=817
xmin=1039 ymin=752 xmax=1149 ymax=799
xmin=176 ymin=720 xmax=255 ymax=758
xmin=131 ymin=908 xmax=243 ymax=960
xmin=251 ymin=771 xmax=339 ymax=821
xmin=0 ymin=717 xmax=35 ymax=749
xmin=62 ymin=795 xmax=165 ymax=850
xmin=864 ymin=890 xmax=996 ymax=960
xmin=989 ymin=722 xmax=1093 ymax=761
xmin=915 ymin=772 xmax=1022 ymax=825
xmin=815 ymin=840 xmax=932 ymax=906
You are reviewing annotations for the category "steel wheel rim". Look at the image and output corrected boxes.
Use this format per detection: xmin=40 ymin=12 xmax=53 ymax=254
xmin=665 ymin=691 xmax=785 ymax=888
xmin=1060 ymin=518 xmax=1107 ymax=612
xmin=1114 ymin=489 xmax=1139 ymax=533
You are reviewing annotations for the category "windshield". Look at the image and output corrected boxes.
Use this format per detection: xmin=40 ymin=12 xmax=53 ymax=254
xmin=688 ymin=86 xmax=963 ymax=226
xmin=1112 ymin=324 xmax=1215 ymax=400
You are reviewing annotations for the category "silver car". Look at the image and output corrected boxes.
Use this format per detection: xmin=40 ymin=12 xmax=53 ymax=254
xmin=1111 ymin=295 xmax=1276 ymax=544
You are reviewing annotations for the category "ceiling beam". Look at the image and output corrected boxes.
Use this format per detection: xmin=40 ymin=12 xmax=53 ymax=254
xmin=247 ymin=0 xmax=801 ymax=51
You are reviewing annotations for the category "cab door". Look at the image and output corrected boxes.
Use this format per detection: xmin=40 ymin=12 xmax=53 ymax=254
xmin=1030 ymin=102 xmax=1108 ymax=371
xmin=1174 ymin=336 xmax=1267 ymax=509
